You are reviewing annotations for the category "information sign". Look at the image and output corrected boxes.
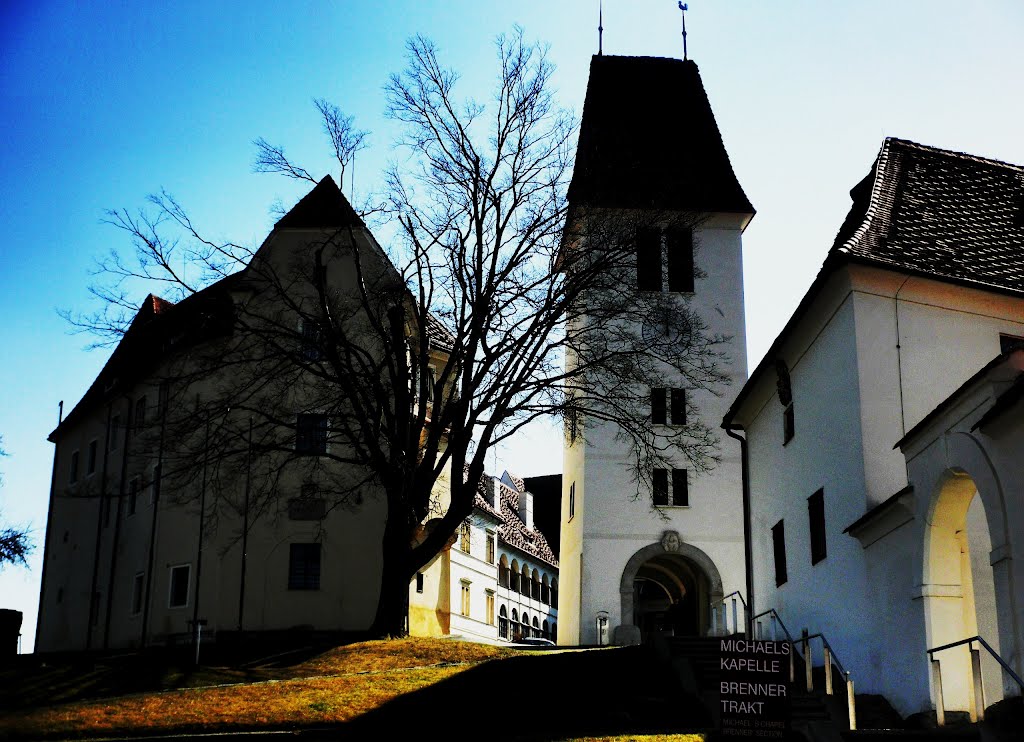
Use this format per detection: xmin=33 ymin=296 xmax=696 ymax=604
xmin=718 ymin=638 xmax=791 ymax=738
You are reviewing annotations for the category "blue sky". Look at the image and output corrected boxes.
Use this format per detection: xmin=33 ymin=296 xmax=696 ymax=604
xmin=2 ymin=1 xmax=1023 ymax=651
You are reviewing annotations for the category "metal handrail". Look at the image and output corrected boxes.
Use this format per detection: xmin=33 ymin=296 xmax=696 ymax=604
xmin=710 ymin=591 xmax=748 ymax=636
xmin=721 ymin=590 xmax=747 ymax=609
xmin=752 ymin=608 xmax=795 ymax=644
xmin=928 ymin=635 xmax=1024 ymax=692
xmin=803 ymin=632 xmax=848 ymax=678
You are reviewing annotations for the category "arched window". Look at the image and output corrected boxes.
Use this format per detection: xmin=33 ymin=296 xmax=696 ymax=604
xmin=511 ymin=609 xmax=519 ymax=641
xmin=498 ymin=605 xmax=509 ymax=640
xmin=531 ymin=569 xmax=541 ymax=601
xmin=551 ymin=622 xmax=557 ymax=642
xmin=498 ymin=556 xmax=510 ymax=588
xmin=551 ymin=579 xmax=558 ymax=607
xmin=521 ymin=612 xmax=530 ymax=640
xmin=520 ymin=564 xmax=531 ymax=596
xmin=510 ymin=560 xmax=521 ymax=593
xmin=541 ymin=574 xmax=550 ymax=605
xmin=532 ymin=616 xmax=540 ymax=638
xmin=542 ymin=620 xmax=549 ymax=639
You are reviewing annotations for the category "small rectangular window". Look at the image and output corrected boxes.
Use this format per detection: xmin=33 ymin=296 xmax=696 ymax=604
xmin=653 ymin=468 xmax=669 ymax=506
xmin=671 ymin=389 xmax=686 ymax=425
xmin=486 ymin=532 xmax=496 ymax=564
xmin=672 ymin=469 xmax=688 ymax=506
xmin=772 ymin=521 xmax=788 ymax=587
xmin=131 ymin=572 xmax=145 ymax=616
xmin=486 ymin=590 xmax=495 ymax=625
xmin=134 ymin=396 xmax=147 ymax=431
xmin=460 ymin=581 xmax=471 ymax=617
xmin=288 ymin=543 xmax=322 ymax=590
xmin=300 ymin=319 xmax=322 ymax=361
xmin=651 ymin=388 xmax=667 ymax=424
xmin=87 ymin=440 xmax=98 ymax=475
xmin=636 ymin=228 xmax=662 ymax=291
xmin=127 ymin=478 xmax=139 ymax=517
xmin=70 ymin=450 xmax=80 ymax=484
xmin=783 ymin=403 xmax=795 ymax=444
xmin=295 ymin=414 xmax=329 ymax=455
xmin=109 ymin=415 xmax=121 ymax=452
xmin=459 ymin=522 xmax=471 ymax=554
xmin=666 ymin=227 xmax=694 ymax=292
xmin=157 ymin=380 xmax=170 ymax=419
xmin=808 ymin=489 xmax=827 ymax=565
xmin=168 ymin=564 xmax=191 ymax=608
xmin=149 ymin=465 xmax=159 ymax=505
xmin=568 ymin=482 xmax=576 ymax=521
xmin=416 ymin=572 xmax=424 ymax=594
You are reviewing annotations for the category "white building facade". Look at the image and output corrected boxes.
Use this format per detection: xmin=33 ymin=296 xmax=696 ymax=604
xmin=558 ymin=55 xmax=753 ymax=646
xmin=724 ymin=138 xmax=1024 ymax=715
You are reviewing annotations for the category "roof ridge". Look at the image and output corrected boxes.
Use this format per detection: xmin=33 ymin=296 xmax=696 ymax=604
xmin=835 ymin=138 xmax=898 ymax=256
xmin=885 ymin=136 xmax=1024 ymax=173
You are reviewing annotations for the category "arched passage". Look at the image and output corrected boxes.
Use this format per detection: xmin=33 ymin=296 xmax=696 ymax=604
xmin=616 ymin=537 xmax=724 ymax=645
xmin=922 ymin=461 xmax=1009 ymax=711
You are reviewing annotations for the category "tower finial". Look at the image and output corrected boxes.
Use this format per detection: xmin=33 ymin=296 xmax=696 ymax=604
xmin=678 ymin=2 xmax=688 ymax=60
xmin=598 ymin=1 xmax=604 ymax=55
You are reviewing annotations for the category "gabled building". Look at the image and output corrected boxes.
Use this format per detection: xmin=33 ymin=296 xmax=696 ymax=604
xmin=409 ymin=471 xmax=559 ymax=643
xmin=724 ymin=138 xmax=1024 ymax=716
xmin=36 ymin=176 xmax=453 ymax=651
xmin=559 ymin=55 xmax=753 ymax=646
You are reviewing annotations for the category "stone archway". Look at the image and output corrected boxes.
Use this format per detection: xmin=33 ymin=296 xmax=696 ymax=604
xmin=615 ymin=534 xmax=724 ymax=645
xmin=920 ymin=432 xmax=1017 ymax=711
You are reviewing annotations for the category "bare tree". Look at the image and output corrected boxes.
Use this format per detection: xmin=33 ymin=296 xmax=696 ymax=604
xmin=0 ymin=437 xmax=32 ymax=569
xmin=64 ymin=29 xmax=731 ymax=636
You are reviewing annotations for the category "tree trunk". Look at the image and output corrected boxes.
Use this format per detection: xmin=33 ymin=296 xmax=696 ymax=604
xmin=369 ymin=514 xmax=412 ymax=637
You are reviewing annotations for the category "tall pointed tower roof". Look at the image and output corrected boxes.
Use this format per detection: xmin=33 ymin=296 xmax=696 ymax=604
xmin=567 ymin=55 xmax=753 ymax=215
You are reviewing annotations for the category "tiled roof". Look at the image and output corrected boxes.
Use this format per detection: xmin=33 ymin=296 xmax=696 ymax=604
xmin=424 ymin=311 xmax=454 ymax=353
xmin=473 ymin=473 xmax=558 ymax=567
xmin=275 ymin=175 xmax=364 ymax=230
xmin=833 ymin=138 xmax=1024 ymax=292
xmin=567 ymin=55 xmax=753 ymax=215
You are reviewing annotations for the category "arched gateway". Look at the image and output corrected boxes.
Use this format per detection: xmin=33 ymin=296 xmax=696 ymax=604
xmin=614 ymin=533 xmax=724 ymax=645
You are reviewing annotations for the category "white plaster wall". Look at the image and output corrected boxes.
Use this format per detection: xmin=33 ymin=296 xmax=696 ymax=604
xmin=564 ymin=221 xmax=748 ymax=645
xmin=448 ymin=517 xmax=500 ymax=641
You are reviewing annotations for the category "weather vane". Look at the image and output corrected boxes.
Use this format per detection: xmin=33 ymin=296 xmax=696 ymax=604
xmin=678 ymin=2 xmax=688 ymax=60
xmin=598 ymin=0 xmax=604 ymax=55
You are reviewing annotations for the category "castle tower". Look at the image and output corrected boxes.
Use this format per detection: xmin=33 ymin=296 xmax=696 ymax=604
xmin=558 ymin=55 xmax=754 ymax=645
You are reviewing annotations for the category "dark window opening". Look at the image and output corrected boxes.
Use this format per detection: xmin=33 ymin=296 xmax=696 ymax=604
xmin=127 ymin=478 xmax=138 ymax=516
xmin=87 ymin=440 xmax=98 ymax=475
xmin=69 ymin=451 xmax=79 ymax=483
xmin=134 ymin=396 xmax=147 ymax=431
xmin=168 ymin=565 xmax=190 ymax=608
xmin=772 ymin=520 xmax=788 ymax=587
xmin=288 ymin=543 xmax=322 ymax=590
xmin=301 ymin=320 xmax=322 ymax=361
xmin=666 ymin=227 xmax=694 ymax=292
xmin=131 ymin=572 xmax=145 ymax=615
xmin=672 ymin=468 xmax=689 ymax=506
xmin=653 ymin=468 xmax=669 ymax=506
xmin=809 ymin=489 xmax=827 ymax=565
xmin=416 ymin=572 xmax=424 ymax=594
xmin=671 ymin=388 xmax=686 ymax=425
xmin=568 ymin=482 xmax=575 ymax=521
xmin=651 ymin=387 xmax=667 ymax=424
xmin=296 ymin=414 xmax=329 ymax=455
xmin=109 ymin=415 xmax=121 ymax=452
xmin=637 ymin=228 xmax=662 ymax=291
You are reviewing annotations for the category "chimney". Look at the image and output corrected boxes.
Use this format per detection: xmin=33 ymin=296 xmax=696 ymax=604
xmin=491 ymin=478 xmax=502 ymax=507
xmin=518 ymin=489 xmax=534 ymax=530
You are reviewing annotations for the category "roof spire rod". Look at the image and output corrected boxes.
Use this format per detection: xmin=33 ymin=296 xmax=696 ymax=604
xmin=598 ymin=0 xmax=604 ymax=55
xmin=678 ymin=2 xmax=688 ymax=60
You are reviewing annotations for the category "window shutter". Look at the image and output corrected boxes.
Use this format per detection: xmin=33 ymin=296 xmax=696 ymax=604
xmin=652 ymin=469 xmax=668 ymax=506
xmin=651 ymin=388 xmax=667 ymax=424
xmin=671 ymin=389 xmax=686 ymax=425
xmin=672 ymin=468 xmax=688 ymax=506
xmin=636 ymin=228 xmax=661 ymax=291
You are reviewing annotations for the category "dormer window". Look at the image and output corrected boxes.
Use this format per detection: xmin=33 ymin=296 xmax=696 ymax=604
xmin=776 ymin=360 xmax=794 ymax=445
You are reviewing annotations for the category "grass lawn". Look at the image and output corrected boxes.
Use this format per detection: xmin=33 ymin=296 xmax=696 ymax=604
xmin=0 ymin=638 xmax=710 ymax=740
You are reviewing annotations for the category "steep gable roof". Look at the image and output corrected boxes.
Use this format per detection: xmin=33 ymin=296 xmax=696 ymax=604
xmin=724 ymin=138 xmax=1024 ymax=429
xmin=275 ymin=174 xmax=364 ymax=230
xmin=567 ymin=55 xmax=753 ymax=215
xmin=473 ymin=473 xmax=558 ymax=567
xmin=833 ymin=138 xmax=1024 ymax=291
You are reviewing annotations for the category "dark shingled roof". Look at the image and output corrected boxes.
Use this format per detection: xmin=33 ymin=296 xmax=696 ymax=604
xmin=275 ymin=175 xmax=364 ymax=230
xmin=833 ymin=138 xmax=1024 ymax=291
xmin=567 ymin=55 xmax=753 ymax=214
xmin=724 ymin=138 xmax=1024 ymax=430
xmin=474 ymin=474 xmax=558 ymax=566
